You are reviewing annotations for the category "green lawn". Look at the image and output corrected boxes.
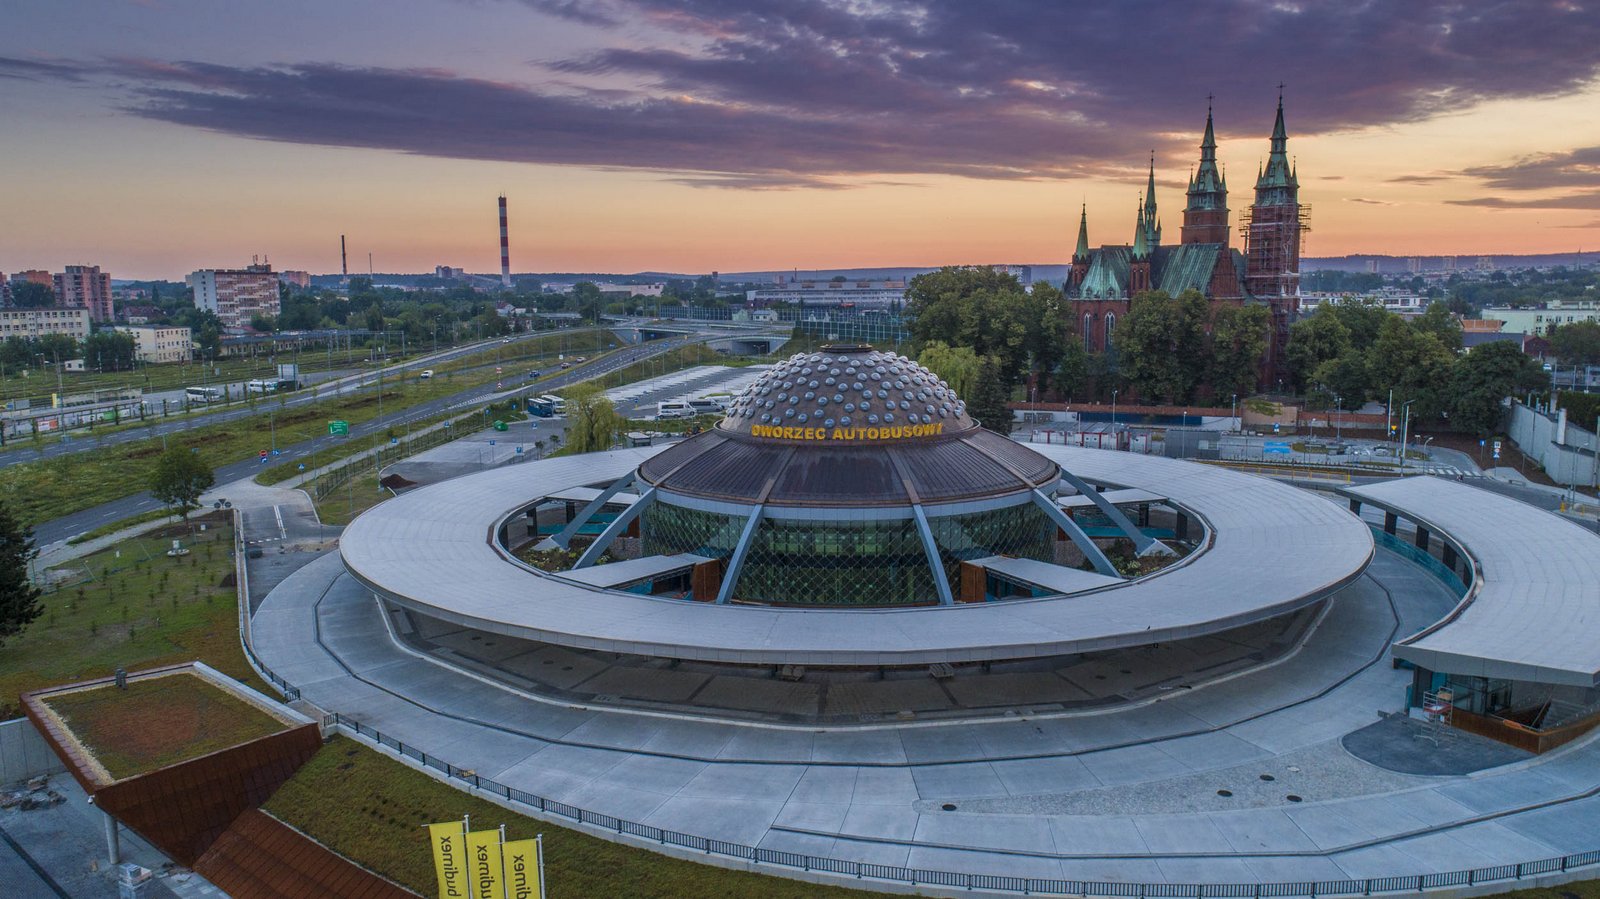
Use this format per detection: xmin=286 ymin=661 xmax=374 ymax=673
xmin=264 ymin=736 xmax=893 ymax=899
xmin=41 ymin=672 xmax=288 ymax=780
xmin=1 ymin=513 xmax=265 ymax=719
xmin=0 ymin=339 xmax=611 ymax=530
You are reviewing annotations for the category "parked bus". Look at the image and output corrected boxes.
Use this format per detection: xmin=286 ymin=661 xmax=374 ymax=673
xmin=657 ymin=400 xmax=696 ymax=420
xmin=185 ymin=386 xmax=224 ymax=404
xmin=527 ymin=397 xmax=555 ymax=417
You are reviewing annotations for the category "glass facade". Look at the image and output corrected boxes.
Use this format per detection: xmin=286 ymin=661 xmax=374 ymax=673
xmin=927 ymin=504 xmax=1056 ymax=585
xmin=736 ymin=516 xmax=939 ymax=606
xmin=640 ymin=503 xmax=745 ymax=561
xmin=641 ymin=497 xmax=1056 ymax=607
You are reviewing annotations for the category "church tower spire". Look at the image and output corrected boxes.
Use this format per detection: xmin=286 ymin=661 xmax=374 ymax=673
xmin=1142 ymin=153 xmax=1162 ymax=248
xmin=1181 ymin=96 xmax=1230 ymax=246
xmin=1244 ymin=86 xmax=1308 ymax=390
xmin=1074 ymin=203 xmax=1090 ymax=262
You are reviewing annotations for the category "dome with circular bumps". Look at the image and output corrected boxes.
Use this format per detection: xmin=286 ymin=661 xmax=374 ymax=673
xmin=637 ymin=344 xmax=1057 ymax=508
xmin=718 ymin=344 xmax=974 ymax=441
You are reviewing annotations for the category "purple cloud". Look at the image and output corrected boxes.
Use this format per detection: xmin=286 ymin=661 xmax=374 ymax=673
xmin=7 ymin=0 xmax=1600 ymax=188
xmin=1459 ymin=146 xmax=1600 ymax=191
xmin=1446 ymin=192 xmax=1600 ymax=210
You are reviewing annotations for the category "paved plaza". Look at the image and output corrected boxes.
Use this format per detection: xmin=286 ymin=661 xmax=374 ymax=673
xmin=251 ymin=547 xmax=1600 ymax=888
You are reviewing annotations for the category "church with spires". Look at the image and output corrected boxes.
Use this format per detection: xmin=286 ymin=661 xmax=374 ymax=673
xmin=1067 ymin=95 xmax=1308 ymax=388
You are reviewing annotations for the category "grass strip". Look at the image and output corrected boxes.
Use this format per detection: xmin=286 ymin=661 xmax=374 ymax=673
xmin=1 ymin=513 xmax=265 ymax=719
xmin=264 ymin=735 xmax=890 ymax=898
xmin=65 ymin=508 xmax=176 ymax=545
xmin=42 ymin=672 xmax=287 ymax=780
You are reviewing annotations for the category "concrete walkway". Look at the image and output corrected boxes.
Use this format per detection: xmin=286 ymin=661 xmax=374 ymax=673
xmin=249 ymin=549 xmax=1600 ymax=887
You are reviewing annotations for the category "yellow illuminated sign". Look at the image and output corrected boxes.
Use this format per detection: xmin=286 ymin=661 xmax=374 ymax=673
xmin=749 ymin=423 xmax=944 ymax=441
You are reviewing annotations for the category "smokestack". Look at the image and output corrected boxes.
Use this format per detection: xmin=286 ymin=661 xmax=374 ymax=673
xmin=341 ymin=235 xmax=348 ymax=279
xmin=499 ymin=195 xmax=511 ymax=289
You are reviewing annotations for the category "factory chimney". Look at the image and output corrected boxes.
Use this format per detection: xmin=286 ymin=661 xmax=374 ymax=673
xmin=340 ymin=235 xmax=348 ymax=281
xmin=499 ymin=195 xmax=512 ymax=289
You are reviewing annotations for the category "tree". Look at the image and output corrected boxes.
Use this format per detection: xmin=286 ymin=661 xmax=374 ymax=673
xmin=1327 ymin=301 xmax=1390 ymax=349
xmin=1550 ymin=320 xmax=1600 ymax=367
xmin=1116 ymin=290 xmax=1207 ymax=403
xmin=1312 ymin=351 xmax=1372 ymax=409
xmin=10 ymin=282 xmax=55 ymax=308
xmin=1367 ymin=316 xmax=1456 ymax=419
xmin=1208 ymin=304 xmax=1270 ymax=400
xmin=1051 ymin=338 xmax=1089 ymax=400
xmin=1285 ymin=305 xmax=1352 ymax=392
xmin=917 ymin=341 xmax=983 ymax=399
xmin=0 ymin=502 xmax=42 ymax=649
xmin=965 ymin=357 xmax=1013 ymax=435
xmin=1412 ymin=302 xmax=1463 ymax=351
xmin=150 ymin=446 xmax=215 ymax=521
xmin=249 ymin=312 xmax=277 ymax=333
xmin=563 ymin=383 xmax=624 ymax=453
xmin=1451 ymin=342 xmax=1551 ymax=436
xmin=84 ymin=330 xmax=137 ymax=372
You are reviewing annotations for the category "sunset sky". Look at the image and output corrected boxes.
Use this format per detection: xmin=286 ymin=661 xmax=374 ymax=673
xmin=4 ymin=0 xmax=1600 ymax=280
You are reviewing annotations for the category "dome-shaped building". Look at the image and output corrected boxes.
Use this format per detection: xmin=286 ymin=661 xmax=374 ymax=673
xmin=630 ymin=345 xmax=1068 ymax=606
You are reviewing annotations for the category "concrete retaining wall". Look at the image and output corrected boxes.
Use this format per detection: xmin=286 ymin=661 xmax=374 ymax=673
xmin=0 ymin=717 xmax=66 ymax=786
xmin=1508 ymin=402 xmax=1599 ymax=486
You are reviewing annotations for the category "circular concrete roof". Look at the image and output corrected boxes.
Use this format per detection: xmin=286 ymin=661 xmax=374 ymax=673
xmin=340 ymin=445 xmax=1374 ymax=666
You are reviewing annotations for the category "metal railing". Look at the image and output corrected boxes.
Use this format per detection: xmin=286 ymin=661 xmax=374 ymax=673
xmin=314 ymin=708 xmax=1600 ymax=897
xmin=232 ymin=508 xmax=300 ymax=702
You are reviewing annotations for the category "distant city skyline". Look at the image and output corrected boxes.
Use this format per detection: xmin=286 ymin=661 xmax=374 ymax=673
xmin=3 ymin=0 xmax=1600 ymax=280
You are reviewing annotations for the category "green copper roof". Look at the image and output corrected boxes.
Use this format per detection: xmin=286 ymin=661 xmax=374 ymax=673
xmin=1255 ymin=95 xmax=1296 ymax=192
xmin=1143 ymin=155 xmax=1162 ymax=247
xmin=1188 ymin=105 xmax=1226 ymax=208
xmin=1074 ymin=203 xmax=1090 ymax=260
xmin=1071 ymin=244 xmax=1248 ymax=300
xmin=1132 ymin=202 xmax=1150 ymax=259
xmin=1078 ymin=246 xmax=1130 ymax=298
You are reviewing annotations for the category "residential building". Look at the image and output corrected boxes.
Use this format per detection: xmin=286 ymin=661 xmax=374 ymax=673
xmin=434 ymin=265 xmax=465 ymax=280
xmin=54 ymin=264 xmax=114 ymax=321
xmin=187 ymin=264 xmax=280 ymax=329
xmin=1482 ymin=301 xmax=1600 ymax=336
xmin=746 ymin=278 xmax=908 ymax=309
xmin=116 ymin=325 xmax=193 ymax=364
xmin=279 ymin=270 xmax=312 ymax=289
xmin=9 ymin=270 xmax=52 ymax=288
xmin=0 ymin=306 xmax=90 ymax=341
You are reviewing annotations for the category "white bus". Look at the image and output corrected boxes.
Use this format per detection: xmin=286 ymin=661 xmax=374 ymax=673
xmin=657 ymin=400 xmax=696 ymax=420
xmin=540 ymin=394 xmax=567 ymax=415
xmin=688 ymin=398 xmax=725 ymax=416
xmin=185 ymin=386 xmax=224 ymax=404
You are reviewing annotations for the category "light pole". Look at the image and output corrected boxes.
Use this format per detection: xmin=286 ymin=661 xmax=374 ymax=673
xmin=1111 ymin=388 xmax=1118 ymax=445
xmin=1334 ymin=395 xmax=1342 ymax=440
xmin=1398 ymin=399 xmax=1416 ymax=471
xmin=1230 ymin=393 xmax=1237 ymax=433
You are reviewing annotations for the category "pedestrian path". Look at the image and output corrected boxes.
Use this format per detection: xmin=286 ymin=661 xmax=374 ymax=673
xmin=248 ymin=548 xmax=1600 ymax=886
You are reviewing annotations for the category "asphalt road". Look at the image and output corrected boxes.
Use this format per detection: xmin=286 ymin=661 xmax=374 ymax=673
xmin=0 ymin=329 xmax=603 ymax=463
xmin=31 ymin=333 xmax=706 ymax=546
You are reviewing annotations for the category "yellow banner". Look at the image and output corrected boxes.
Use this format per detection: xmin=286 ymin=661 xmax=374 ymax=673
xmin=502 ymin=839 xmax=541 ymax=899
xmin=427 ymin=822 xmax=469 ymax=899
xmin=467 ymin=829 xmax=507 ymax=899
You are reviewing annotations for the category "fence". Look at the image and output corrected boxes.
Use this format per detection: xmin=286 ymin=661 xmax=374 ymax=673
xmin=310 ymin=412 xmax=477 ymax=501
xmin=231 ymin=542 xmax=1599 ymax=897
xmin=304 ymin=709 xmax=1600 ymax=897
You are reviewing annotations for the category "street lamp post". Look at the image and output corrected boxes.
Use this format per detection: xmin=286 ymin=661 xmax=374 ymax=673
xmin=1111 ymin=388 xmax=1119 ymax=446
xmin=1230 ymin=393 xmax=1237 ymax=433
xmin=1335 ymin=395 xmax=1342 ymax=440
xmin=1398 ymin=400 xmax=1416 ymax=471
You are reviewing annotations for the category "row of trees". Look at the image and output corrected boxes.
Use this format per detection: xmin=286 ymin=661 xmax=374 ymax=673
xmin=899 ymin=267 xmax=1551 ymax=438
xmin=0 ymin=330 xmax=138 ymax=374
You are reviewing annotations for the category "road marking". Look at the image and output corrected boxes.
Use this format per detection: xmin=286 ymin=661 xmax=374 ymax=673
xmin=273 ymin=504 xmax=287 ymax=539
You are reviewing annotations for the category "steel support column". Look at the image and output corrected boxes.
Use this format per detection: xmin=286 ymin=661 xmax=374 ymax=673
xmin=715 ymin=505 xmax=766 ymax=605
xmin=574 ymin=487 xmax=655 ymax=569
xmin=540 ymin=473 xmax=636 ymax=550
xmin=1031 ymin=490 xmax=1120 ymax=578
xmin=1057 ymin=472 xmax=1174 ymax=556
xmin=910 ymin=504 xmax=955 ymax=605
